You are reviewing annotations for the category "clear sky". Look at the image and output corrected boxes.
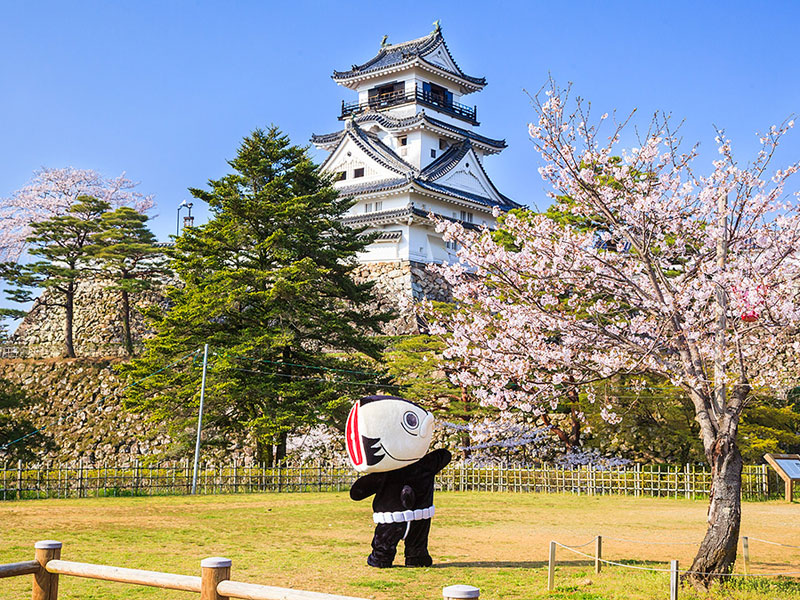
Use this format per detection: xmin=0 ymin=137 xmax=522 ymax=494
xmin=1 ymin=0 xmax=799 ymax=242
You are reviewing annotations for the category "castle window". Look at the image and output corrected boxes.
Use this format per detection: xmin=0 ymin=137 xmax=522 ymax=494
xmin=439 ymin=138 xmax=448 ymax=150
xmin=334 ymin=171 xmax=346 ymax=181
xmin=445 ymin=240 xmax=458 ymax=251
xmin=374 ymin=201 xmax=383 ymax=211
xmin=422 ymin=81 xmax=451 ymax=106
xmin=460 ymin=211 xmax=473 ymax=223
xmin=368 ymin=82 xmax=405 ymax=108
xmin=353 ymin=167 xmax=365 ymax=178
xmin=430 ymin=149 xmax=436 ymax=158
xmin=399 ymin=136 xmax=408 ymax=146
xmin=365 ymin=202 xmax=373 ymax=213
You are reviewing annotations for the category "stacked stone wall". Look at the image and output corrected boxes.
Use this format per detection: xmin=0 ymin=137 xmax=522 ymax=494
xmin=9 ymin=280 xmax=170 ymax=359
xmin=0 ymin=359 xmax=253 ymax=465
xmin=351 ymin=260 xmax=452 ymax=335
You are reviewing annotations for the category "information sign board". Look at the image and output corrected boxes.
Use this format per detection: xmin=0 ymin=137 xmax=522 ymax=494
xmin=764 ymin=453 xmax=800 ymax=502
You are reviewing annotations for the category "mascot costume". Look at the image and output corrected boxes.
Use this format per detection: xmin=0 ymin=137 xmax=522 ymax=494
xmin=346 ymin=395 xmax=451 ymax=568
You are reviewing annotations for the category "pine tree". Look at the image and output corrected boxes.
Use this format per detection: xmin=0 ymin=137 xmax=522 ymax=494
xmin=1 ymin=195 xmax=109 ymax=357
xmin=120 ymin=127 xmax=392 ymax=464
xmin=90 ymin=207 xmax=169 ymax=356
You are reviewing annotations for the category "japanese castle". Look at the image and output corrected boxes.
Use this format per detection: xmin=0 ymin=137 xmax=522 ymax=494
xmin=312 ymin=23 xmax=519 ymax=267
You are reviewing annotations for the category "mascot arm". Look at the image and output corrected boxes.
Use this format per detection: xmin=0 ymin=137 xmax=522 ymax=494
xmin=418 ymin=448 xmax=453 ymax=478
xmin=350 ymin=472 xmax=385 ymax=501
xmin=401 ymin=485 xmax=416 ymax=509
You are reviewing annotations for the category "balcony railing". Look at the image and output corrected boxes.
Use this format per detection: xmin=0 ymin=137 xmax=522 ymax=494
xmin=340 ymin=85 xmax=478 ymax=124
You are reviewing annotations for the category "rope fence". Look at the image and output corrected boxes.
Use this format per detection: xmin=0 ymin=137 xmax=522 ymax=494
xmin=548 ymin=534 xmax=800 ymax=598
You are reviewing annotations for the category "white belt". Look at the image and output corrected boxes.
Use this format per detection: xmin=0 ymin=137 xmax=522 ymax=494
xmin=373 ymin=505 xmax=435 ymax=524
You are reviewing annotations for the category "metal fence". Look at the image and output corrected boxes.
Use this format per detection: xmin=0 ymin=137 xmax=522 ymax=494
xmin=0 ymin=460 xmax=782 ymax=501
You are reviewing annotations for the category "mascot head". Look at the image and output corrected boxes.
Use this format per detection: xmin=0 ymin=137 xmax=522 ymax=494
xmin=346 ymin=395 xmax=434 ymax=473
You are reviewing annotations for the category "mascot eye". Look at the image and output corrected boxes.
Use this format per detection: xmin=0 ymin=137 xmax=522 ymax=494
xmin=404 ymin=411 xmax=419 ymax=429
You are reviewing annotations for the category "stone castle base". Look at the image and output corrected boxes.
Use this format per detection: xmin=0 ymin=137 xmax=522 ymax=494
xmin=9 ymin=279 xmax=168 ymax=359
xmin=8 ymin=261 xmax=451 ymax=358
xmin=351 ymin=260 xmax=451 ymax=335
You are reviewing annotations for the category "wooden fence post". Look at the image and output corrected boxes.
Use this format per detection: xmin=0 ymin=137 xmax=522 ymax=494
xmin=742 ymin=536 xmax=750 ymax=577
xmin=17 ymin=459 xmax=22 ymax=499
xmin=547 ymin=541 xmax=556 ymax=591
xmin=442 ymin=584 xmax=480 ymax=600
xmin=200 ymin=557 xmax=231 ymax=600
xmin=669 ymin=559 xmax=679 ymax=600
xmin=32 ymin=540 xmax=62 ymax=600
xmin=595 ymin=536 xmax=602 ymax=574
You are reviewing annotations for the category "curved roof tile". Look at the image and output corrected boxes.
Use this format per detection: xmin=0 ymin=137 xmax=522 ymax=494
xmin=332 ymin=28 xmax=486 ymax=88
xmin=311 ymin=111 xmax=506 ymax=151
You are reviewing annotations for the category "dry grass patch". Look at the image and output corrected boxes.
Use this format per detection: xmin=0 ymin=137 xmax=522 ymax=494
xmin=1 ymin=492 xmax=799 ymax=599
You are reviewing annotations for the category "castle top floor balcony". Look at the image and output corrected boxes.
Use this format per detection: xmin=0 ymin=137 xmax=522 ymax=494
xmin=340 ymin=84 xmax=478 ymax=125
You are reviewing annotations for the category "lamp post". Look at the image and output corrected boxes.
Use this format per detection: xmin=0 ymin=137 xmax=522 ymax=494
xmin=176 ymin=200 xmax=189 ymax=237
xmin=183 ymin=202 xmax=194 ymax=230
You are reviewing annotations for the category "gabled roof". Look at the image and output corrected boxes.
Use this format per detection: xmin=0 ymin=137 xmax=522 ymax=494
xmin=311 ymin=110 xmax=506 ymax=154
xmin=319 ymin=120 xmax=415 ymax=177
xmin=317 ymin=122 xmax=520 ymax=211
xmin=418 ymin=139 xmax=520 ymax=208
xmin=332 ymin=26 xmax=486 ymax=93
xmin=418 ymin=138 xmax=474 ymax=180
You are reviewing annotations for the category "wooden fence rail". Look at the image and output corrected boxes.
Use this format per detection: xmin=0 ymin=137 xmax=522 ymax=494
xmin=0 ymin=541 xmax=369 ymax=600
xmin=0 ymin=460 xmax=781 ymax=501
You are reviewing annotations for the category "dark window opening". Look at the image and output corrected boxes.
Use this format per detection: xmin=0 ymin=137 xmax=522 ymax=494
xmin=430 ymin=149 xmax=436 ymax=158
xmin=368 ymin=82 xmax=405 ymax=108
xmin=439 ymin=138 xmax=448 ymax=150
xmin=399 ymin=136 xmax=408 ymax=146
xmin=353 ymin=167 xmax=365 ymax=178
xmin=421 ymin=81 xmax=453 ymax=107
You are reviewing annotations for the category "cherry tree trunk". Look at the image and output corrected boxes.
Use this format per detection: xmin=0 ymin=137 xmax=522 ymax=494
xmin=688 ymin=434 xmax=742 ymax=587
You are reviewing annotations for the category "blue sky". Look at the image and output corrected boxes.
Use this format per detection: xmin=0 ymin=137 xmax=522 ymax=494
xmin=1 ymin=1 xmax=798 ymax=242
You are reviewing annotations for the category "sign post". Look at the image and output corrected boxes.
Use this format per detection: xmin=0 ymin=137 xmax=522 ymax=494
xmin=764 ymin=453 xmax=800 ymax=502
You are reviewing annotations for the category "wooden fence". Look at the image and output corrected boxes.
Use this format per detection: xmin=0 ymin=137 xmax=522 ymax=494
xmin=0 ymin=459 xmax=782 ymax=501
xmin=0 ymin=540 xmax=371 ymax=600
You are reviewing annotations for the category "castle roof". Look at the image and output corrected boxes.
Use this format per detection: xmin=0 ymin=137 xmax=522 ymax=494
xmin=332 ymin=26 xmax=486 ymax=93
xmin=341 ymin=205 xmax=484 ymax=231
xmin=311 ymin=110 xmax=506 ymax=154
xmin=322 ymin=121 xmax=520 ymax=211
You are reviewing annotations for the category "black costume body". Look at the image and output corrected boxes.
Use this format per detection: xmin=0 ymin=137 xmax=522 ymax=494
xmin=350 ymin=448 xmax=451 ymax=567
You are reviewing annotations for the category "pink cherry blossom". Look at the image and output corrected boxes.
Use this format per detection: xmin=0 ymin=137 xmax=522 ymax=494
xmin=0 ymin=167 xmax=154 ymax=262
xmin=423 ymin=80 xmax=800 ymax=581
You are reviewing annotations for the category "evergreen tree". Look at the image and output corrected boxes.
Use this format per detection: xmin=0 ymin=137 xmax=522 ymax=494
xmin=1 ymin=195 xmax=109 ymax=357
xmin=120 ymin=127 xmax=392 ymax=464
xmin=91 ymin=207 xmax=169 ymax=356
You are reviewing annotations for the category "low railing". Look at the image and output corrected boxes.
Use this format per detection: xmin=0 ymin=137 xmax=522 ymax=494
xmin=1 ymin=540 xmax=369 ymax=600
xmin=0 ymin=460 xmax=782 ymax=501
xmin=340 ymin=86 xmax=478 ymax=124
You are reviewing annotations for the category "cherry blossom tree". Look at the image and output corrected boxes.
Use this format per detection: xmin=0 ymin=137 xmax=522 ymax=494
xmin=0 ymin=167 xmax=154 ymax=263
xmin=428 ymin=82 xmax=800 ymax=586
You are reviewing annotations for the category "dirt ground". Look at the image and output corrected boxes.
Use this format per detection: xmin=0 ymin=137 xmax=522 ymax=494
xmin=1 ymin=492 xmax=799 ymax=599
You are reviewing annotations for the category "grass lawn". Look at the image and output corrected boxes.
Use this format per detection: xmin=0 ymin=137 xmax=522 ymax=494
xmin=1 ymin=491 xmax=800 ymax=599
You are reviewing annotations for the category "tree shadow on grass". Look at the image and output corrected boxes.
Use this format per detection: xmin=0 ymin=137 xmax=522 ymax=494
xmin=433 ymin=558 xmax=670 ymax=569
xmin=432 ymin=561 xmax=549 ymax=569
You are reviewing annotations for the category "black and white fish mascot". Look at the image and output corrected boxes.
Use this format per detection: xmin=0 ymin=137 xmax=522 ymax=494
xmin=346 ymin=395 xmax=451 ymax=568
